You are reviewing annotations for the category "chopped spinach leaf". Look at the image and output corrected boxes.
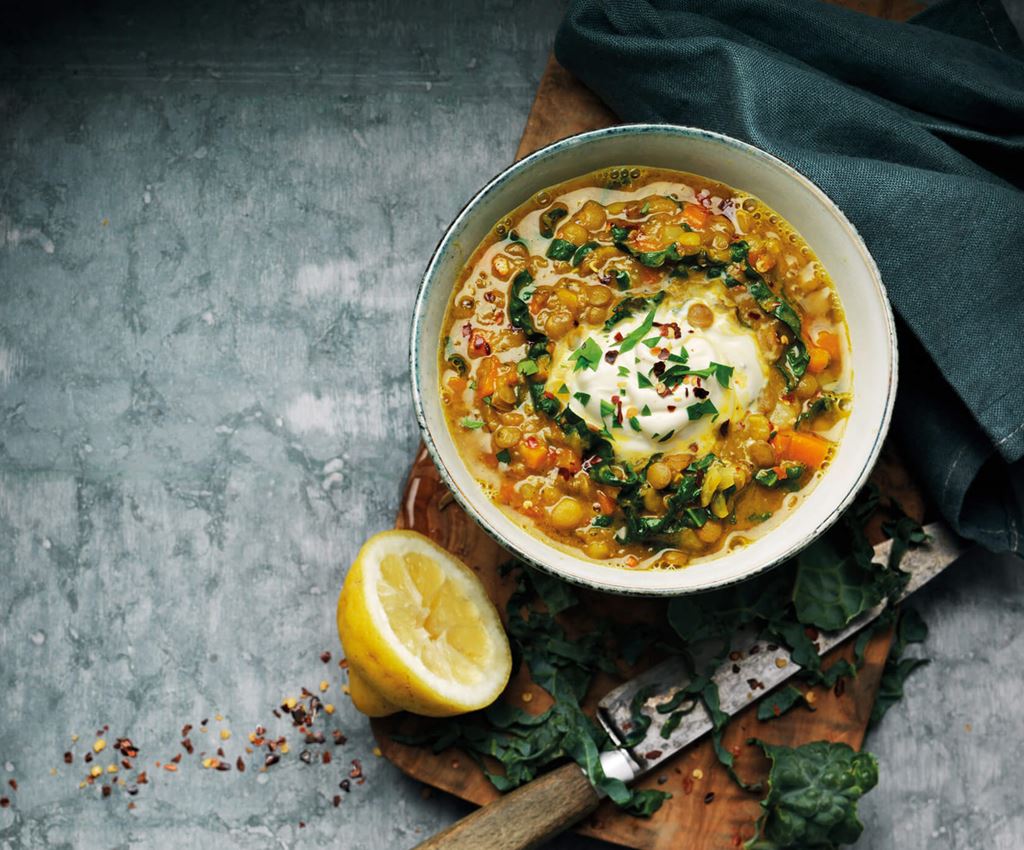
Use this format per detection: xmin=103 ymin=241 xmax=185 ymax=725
xmin=611 ymin=269 xmax=630 ymax=290
xmin=459 ymin=417 xmax=485 ymax=430
xmin=629 ymin=416 xmax=642 ymax=432
xmin=546 ymin=238 xmax=576 ymax=261
xmin=539 ymin=205 xmax=568 ymax=239
xmin=637 ymin=372 xmax=653 ymax=389
xmin=573 ymin=392 xmax=591 ymax=406
xmin=509 ymin=270 xmax=543 ymax=339
xmin=571 ymin=241 xmax=600 ymax=267
xmin=496 ymin=448 xmax=511 ymax=464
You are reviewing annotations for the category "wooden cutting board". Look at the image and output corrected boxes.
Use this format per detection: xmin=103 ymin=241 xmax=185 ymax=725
xmin=375 ymin=4 xmax=925 ymax=845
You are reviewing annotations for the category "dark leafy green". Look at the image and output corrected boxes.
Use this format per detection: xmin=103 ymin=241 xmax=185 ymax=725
xmin=572 ymin=241 xmax=600 ymax=267
xmin=509 ymin=270 xmax=542 ymax=339
xmin=539 ymin=204 xmax=567 ymax=239
xmin=744 ymin=740 xmax=878 ymax=850
xmin=869 ymin=607 xmax=929 ymax=727
xmin=546 ymin=238 xmax=576 ymax=261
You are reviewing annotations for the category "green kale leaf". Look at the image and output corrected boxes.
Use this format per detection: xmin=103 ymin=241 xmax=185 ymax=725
xmin=745 ymin=740 xmax=878 ymax=850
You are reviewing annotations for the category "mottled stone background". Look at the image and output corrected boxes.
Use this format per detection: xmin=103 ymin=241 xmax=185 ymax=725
xmin=1 ymin=1 xmax=1022 ymax=848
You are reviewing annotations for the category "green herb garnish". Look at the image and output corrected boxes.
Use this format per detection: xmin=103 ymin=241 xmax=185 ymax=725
xmin=459 ymin=418 xmax=485 ymax=429
xmin=545 ymin=238 xmax=576 ymax=261
xmin=569 ymin=337 xmax=602 ymax=372
xmin=686 ymin=399 xmax=718 ymax=420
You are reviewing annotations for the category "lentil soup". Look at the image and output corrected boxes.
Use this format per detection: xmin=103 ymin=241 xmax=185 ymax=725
xmin=439 ymin=167 xmax=851 ymax=570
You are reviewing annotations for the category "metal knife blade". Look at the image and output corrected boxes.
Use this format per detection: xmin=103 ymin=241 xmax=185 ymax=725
xmin=595 ymin=522 xmax=965 ymax=782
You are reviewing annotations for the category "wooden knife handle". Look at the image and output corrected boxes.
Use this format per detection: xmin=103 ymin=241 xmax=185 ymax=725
xmin=411 ymin=762 xmax=601 ymax=850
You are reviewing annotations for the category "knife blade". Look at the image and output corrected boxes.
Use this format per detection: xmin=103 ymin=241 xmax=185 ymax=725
xmin=593 ymin=521 xmax=965 ymax=784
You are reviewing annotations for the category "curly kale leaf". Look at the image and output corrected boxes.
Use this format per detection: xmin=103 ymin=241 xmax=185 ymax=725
xmin=745 ymin=740 xmax=879 ymax=850
xmin=869 ymin=607 xmax=929 ymax=727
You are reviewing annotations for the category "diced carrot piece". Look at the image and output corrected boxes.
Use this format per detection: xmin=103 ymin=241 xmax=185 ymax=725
xmin=815 ymin=331 xmax=841 ymax=363
xmin=595 ymin=488 xmax=616 ymax=515
xmin=806 ymin=346 xmax=830 ymax=374
xmin=682 ymin=203 xmax=708 ymax=230
xmin=499 ymin=481 xmax=519 ymax=506
xmin=447 ymin=376 xmax=468 ymax=394
xmin=475 ymin=357 xmax=498 ymax=401
xmin=519 ymin=437 xmax=549 ymax=471
xmin=775 ymin=429 xmax=830 ymax=469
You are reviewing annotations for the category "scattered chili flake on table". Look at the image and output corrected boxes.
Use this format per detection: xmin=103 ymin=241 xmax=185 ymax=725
xmin=320 ymin=651 xmax=332 ymax=664
xmin=704 ymin=792 xmax=715 ymax=804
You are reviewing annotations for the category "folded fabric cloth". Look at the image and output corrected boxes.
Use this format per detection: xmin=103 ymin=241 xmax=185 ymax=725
xmin=555 ymin=0 xmax=1024 ymax=554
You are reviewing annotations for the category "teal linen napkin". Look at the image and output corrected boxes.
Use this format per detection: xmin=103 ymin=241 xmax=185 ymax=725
xmin=555 ymin=0 xmax=1024 ymax=554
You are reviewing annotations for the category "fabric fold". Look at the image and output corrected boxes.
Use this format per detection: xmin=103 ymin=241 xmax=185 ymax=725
xmin=555 ymin=0 xmax=1024 ymax=553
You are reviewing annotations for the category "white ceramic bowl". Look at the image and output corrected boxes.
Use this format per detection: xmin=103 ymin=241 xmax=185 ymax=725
xmin=411 ymin=125 xmax=896 ymax=596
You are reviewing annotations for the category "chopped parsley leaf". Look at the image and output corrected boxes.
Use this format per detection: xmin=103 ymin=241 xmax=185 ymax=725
xmin=637 ymin=372 xmax=653 ymax=389
xmin=658 ymin=430 xmax=675 ymax=443
xmin=599 ymin=399 xmax=615 ymax=419
xmin=643 ymin=336 xmax=661 ymax=348
xmin=556 ymin=383 xmax=569 ymax=396
xmin=641 ymin=404 xmax=651 ymax=416
xmin=573 ymin=392 xmax=591 ymax=406
xmin=687 ymin=399 xmax=718 ymax=421
xmin=618 ymin=306 xmax=659 ymax=354
xmin=629 ymin=416 xmax=642 ymax=432
xmin=618 ymin=365 xmax=630 ymax=378
xmin=569 ymin=337 xmax=602 ymax=372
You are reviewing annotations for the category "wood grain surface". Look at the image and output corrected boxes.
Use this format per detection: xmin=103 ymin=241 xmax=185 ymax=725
xmin=376 ymin=4 xmax=925 ymax=846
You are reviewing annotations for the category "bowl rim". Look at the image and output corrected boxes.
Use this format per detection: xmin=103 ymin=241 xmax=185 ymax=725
xmin=410 ymin=123 xmax=897 ymax=596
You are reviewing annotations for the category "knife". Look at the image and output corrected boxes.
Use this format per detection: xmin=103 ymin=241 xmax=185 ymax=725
xmin=412 ymin=522 xmax=965 ymax=850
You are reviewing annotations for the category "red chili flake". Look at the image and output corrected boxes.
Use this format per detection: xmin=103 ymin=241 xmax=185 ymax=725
xmin=121 ymin=760 xmax=132 ymax=770
xmin=349 ymin=759 xmax=363 ymax=780
xmin=461 ymin=323 xmax=472 ymax=338
xmin=682 ymin=777 xmax=694 ymax=795
xmin=320 ymin=651 xmax=332 ymax=664
xmin=693 ymin=387 xmax=709 ymax=399
xmin=483 ymin=291 xmax=496 ymax=303
xmin=181 ymin=724 xmax=192 ymax=738
xmin=339 ymin=658 xmax=349 ymax=670
xmin=652 ymin=361 xmax=666 ymax=377
xmin=84 ymin=753 xmax=93 ymax=764
xmin=604 ymin=350 xmax=618 ymax=365
xmin=215 ymin=761 xmax=230 ymax=772
xmin=644 ymin=750 xmax=663 ymax=760
xmin=236 ymin=757 xmax=245 ymax=772
xmin=64 ymin=752 xmax=73 ymax=764
xmin=332 ymin=795 xmax=341 ymax=808
xmin=614 ymin=332 xmax=624 ymax=343
xmin=339 ymin=779 xmax=351 ymax=792
xmin=265 ymin=754 xmax=280 ymax=767
xmin=299 ymin=822 xmax=305 ymax=829
xmin=657 ymin=348 xmax=669 ymax=361
xmin=216 ymin=747 xmax=225 ymax=758
xmin=115 ymin=738 xmax=139 ymax=758
xmin=182 ymin=738 xmax=194 ymax=755
xmin=332 ymin=730 xmax=347 ymax=746
xmin=322 ymin=752 xmax=332 ymax=765
xmin=171 ymin=754 xmax=182 ymax=765
xmin=704 ymin=792 xmax=715 ymax=804
xmin=6 ymin=780 xmax=14 ymax=791
xmin=137 ymin=772 xmax=149 ymax=785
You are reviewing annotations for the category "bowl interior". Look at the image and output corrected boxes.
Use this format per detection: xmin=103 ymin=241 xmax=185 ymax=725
xmin=412 ymin=125 xmax=895 ymax=595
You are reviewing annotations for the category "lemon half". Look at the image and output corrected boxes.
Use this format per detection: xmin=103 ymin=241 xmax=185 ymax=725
xmin=337 ymin=530 xmax=512 ymax=718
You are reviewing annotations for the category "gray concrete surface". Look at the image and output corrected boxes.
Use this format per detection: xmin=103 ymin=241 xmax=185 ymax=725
xmin=0 ymin=2 xmax=1021 ymax=848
